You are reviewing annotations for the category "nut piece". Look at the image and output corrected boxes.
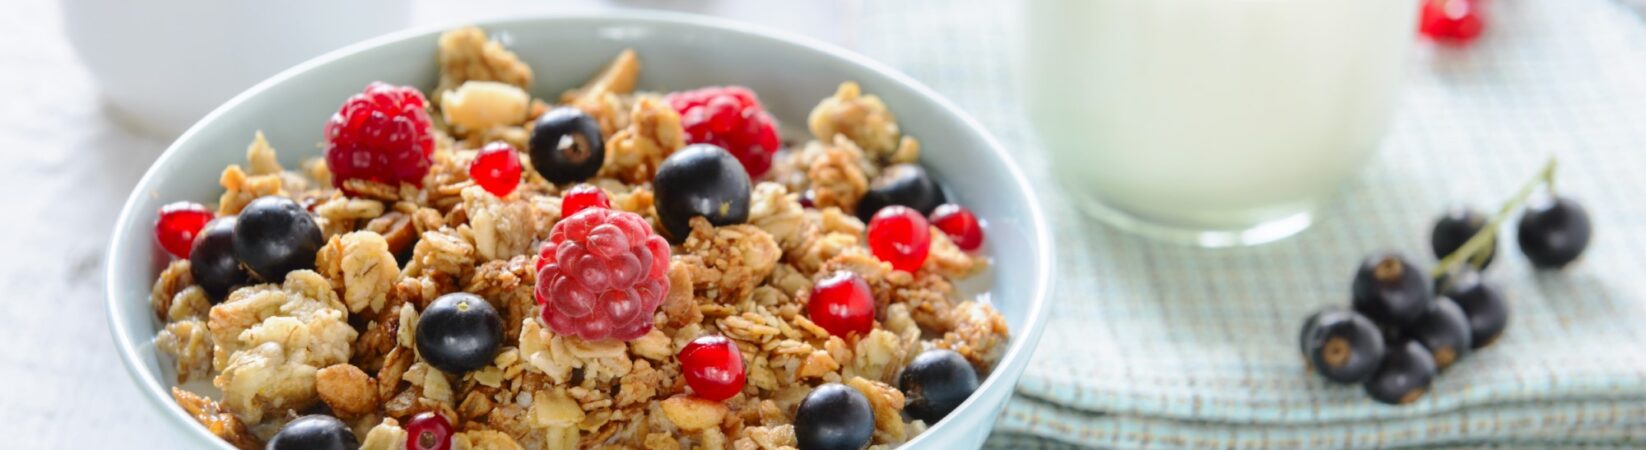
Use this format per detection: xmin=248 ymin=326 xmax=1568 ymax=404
xmin=316 ymin=363 xmax=379 ymax=418
xmin=660 ymin=396 xmax=728 ymax=432
xmin=436 ymin=26 xmax=533 ymax=98
xmin=359 ymin=418 xmax=408 ymax=450
xmin=561 ymin=49 xmax=639 ymax=104
xmin=529 ymin=388 xmax=583 ymax=427
xmin=564 ymin=50 xmax=641 ymax=138
xmin=442 ymin=81 xmax=531 ymax=132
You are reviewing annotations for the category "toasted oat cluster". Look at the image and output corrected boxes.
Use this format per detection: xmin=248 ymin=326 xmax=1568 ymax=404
xmin=148 ymin=25 xmax=1006 ymax=450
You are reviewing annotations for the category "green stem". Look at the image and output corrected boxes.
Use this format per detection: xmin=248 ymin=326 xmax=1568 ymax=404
xmin=1431 ymin=157 xmax=1559 ymax=279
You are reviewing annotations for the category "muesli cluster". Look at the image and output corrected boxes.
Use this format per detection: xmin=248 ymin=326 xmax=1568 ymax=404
xmin=147 ymin=26 xmax=1007 ymax=450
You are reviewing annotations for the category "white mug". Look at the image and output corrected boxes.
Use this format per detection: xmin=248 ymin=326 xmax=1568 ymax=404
xmin=62 ymin=0 xmax=411 ymax=137
xmin=1024 ymin=0 xmax=1421 ymax=246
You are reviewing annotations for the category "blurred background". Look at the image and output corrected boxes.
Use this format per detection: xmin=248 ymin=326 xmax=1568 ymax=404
xmin=6 ymin=0 xmax=1646 ymax=448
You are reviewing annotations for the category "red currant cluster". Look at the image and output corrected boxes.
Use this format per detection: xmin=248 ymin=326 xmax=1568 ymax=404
xmin=866 ymin=204 xmax=984 ymax=273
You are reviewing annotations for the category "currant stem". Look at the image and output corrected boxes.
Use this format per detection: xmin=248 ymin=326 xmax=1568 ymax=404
xmin=1431 ymin=156 xmax=1559 ymax=279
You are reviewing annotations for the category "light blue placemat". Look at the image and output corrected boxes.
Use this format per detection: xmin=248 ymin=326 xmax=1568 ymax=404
xmin=853 ymin=0 xmax=1646 ymax=448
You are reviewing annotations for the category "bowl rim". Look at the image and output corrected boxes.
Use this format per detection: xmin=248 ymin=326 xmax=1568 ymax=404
xmin=106 ymin=10 xmax=1053 ymax=448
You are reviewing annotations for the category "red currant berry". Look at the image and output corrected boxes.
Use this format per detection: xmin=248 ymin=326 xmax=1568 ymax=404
xmin=404 ymin=411 xmax=453 ymax=450
xmin=866 ymin=206 xmax=931 ymax=272
xmin=929 ymin=204 xmax=983 ymax=251
xmin=1420 ymin=0 xmax=1484 ymax=45
xmin=561 ymin=183 xmax=611 ymax=218
xmin=808 ymin=271 xmax=875 ymax=338
xmin=155 ymin=201 xmax=214 ymax=259
xmin=679 ymin=335 xmax=746 ymax=401
xmin=469 ymin=141 xmax=522 ymax=197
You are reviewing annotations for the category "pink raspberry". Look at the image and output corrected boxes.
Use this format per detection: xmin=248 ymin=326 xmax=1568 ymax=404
xmin=665 ymin=86 xmax=780 ymax=178
xmin=324 ymin=82 xmax=435 ymax=193
xmin=534 ymin=208 xmax=671 ymax=341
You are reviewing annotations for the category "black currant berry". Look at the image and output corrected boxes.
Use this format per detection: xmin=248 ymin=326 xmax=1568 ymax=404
xmin=856 ymin=164 xmax=947 ymax=222
xmin=416 ymin=292 xmax=504 ymax=374
xmin=1431 ymin=206 xmax=1495 ymax=269
xmin=267 ymin=415 xmax=358 ymax=450
xmin=1410 ymin=297 xmax=1472 ymax=371
xmin=233 ymin=196 xmax=324 ymax=283
xmin=1439 ymin=268 xmax=1510 ymax=348
xmin=899 ymin=349 xmax=980 ymax=423
xmin=794 ymin=383 xmax=874 ymax=450
xmin=1363 ymin=340 xmax=1437 ymax=406
xmin=654 ymin=144 xmax=752 ymax=243
xmin=1516 ymin=195 xmax=1592 ymax=268
xmin=1299 ymin=307 xmax=1385 ymax=383
xmin=1351 ymin=252 xmax=1433 ymax=328
xmin=189 ymin=216 xmax=251 ymax=302
xmin=529 ymin=107 xmax=605 ymax=184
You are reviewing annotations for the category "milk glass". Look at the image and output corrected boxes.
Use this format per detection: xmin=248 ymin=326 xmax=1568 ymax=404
xmin=1024 ymin=0 xmax=1420 ymax=246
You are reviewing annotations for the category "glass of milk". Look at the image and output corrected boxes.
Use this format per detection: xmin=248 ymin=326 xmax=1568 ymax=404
xmin=1023 ymin=0 xmax=1420 ymax=246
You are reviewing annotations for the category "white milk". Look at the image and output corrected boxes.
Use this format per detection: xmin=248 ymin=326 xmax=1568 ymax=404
xmin=1024 ymin=0 xmax=1420 ymax=246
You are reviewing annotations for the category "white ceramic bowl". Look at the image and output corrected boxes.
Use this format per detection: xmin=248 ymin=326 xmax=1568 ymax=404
xmin=106 ymin=12 xmax=1052 ymax=449
xmin=63 ymin=0 xmax=410 ymax=136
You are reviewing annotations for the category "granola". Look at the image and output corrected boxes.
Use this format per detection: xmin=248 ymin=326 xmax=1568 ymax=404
xmin=145 ymin=25 xmax=1008 ymax=450
xmin=806 ymin=82 xmax=921 ymax=166
xmin=435 ymin=26 xmax=534 ymax=101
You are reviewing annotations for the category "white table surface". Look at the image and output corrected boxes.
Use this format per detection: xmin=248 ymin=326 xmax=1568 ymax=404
xmin=0 ymin=1 xmax=852 ymax=447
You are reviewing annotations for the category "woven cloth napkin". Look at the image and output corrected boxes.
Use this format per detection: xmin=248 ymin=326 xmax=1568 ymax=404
xmin=852 ymin=0 xmax=1646 ymax=448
